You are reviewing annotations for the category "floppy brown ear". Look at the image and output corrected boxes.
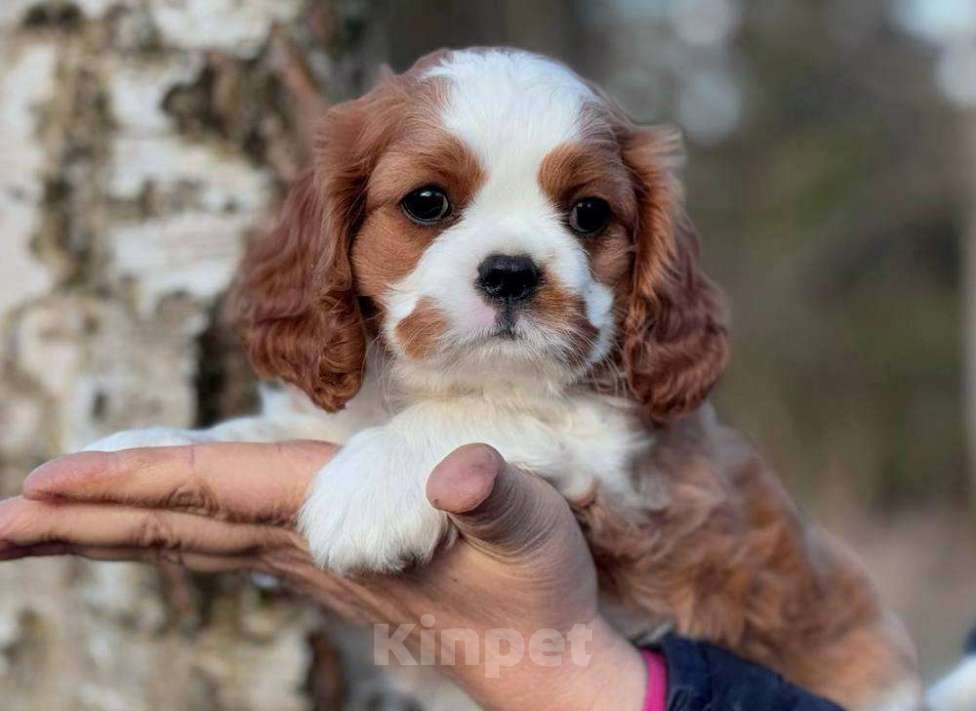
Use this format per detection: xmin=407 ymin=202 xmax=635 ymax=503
xmin=620 ymin=127 xmax=730 ymax=424
xmin=231 ymin=105 xmax=372 ymax=412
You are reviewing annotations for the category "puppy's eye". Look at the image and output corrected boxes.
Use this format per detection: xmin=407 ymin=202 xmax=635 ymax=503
xmin=568 ymin=197 xmax=611 ymax=236
xmin=401 ymin=186 xmax=452 ymax=224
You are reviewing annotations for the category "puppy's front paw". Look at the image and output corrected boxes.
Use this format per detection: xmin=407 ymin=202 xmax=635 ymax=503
xmin=84 ymin=427 xmax=201 ymax=452
xmin=299 ymin=429 xmax=450 ymax=574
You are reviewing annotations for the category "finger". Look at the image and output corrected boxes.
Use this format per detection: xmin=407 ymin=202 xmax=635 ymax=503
xmin=0 ymin=542 xmax=260 ymax=573
xmin=426 ymin=444 xmax=573 ymax=559
xmin=22 ymin=440 xmax=336 ymax=523
xmin=0 ymin=496 xmax=302 ymax=559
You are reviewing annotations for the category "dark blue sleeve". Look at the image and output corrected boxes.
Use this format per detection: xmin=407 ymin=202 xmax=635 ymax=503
xmin=657 ymin=634 xmax=846 ymax=711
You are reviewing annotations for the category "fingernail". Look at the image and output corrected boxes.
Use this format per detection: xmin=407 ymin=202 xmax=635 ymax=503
xmin=25 ymin=451 xmax=117 ymax=500
xmin=427 ymin=444 xmax=502 ymax=515
xmin=23 ymin=453 xmax=92 ymax=498
xmin=23 ymin=459 xmax=61 ymax=497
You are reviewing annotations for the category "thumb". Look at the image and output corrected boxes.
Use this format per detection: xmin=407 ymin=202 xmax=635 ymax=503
xmin=426 ymin=444 xmax=573 ymax=559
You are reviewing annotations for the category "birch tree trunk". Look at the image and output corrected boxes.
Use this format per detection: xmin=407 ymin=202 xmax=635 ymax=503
xmin=0 ymin=2 xmax=384 ymax=709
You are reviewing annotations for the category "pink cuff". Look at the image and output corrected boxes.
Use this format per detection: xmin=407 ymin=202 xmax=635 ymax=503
xmin=641 ymin=649 xmax=667 ymax=711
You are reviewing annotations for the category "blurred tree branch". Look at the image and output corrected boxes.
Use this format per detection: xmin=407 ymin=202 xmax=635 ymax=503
xmin=963 ymin=110 xmax=976 ymax=514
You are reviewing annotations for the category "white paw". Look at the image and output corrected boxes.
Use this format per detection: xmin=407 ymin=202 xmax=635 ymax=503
xmin=299 ymin=428 xmax=451 ymax=574
xmin=84 ymin=427 xmax=202 ymax=452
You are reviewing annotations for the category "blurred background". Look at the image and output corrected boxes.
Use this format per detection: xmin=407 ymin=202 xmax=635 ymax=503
xmin=1 ymin=0 xmax=974 ymax=708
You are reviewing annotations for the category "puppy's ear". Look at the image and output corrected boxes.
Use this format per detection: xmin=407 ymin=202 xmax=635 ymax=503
xmin=231 ymin=101 xmax=377 ymax=412
xmin=620 ymin=127 xmax=729 ymax=424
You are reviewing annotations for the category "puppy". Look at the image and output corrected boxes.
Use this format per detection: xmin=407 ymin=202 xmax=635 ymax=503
xmin=88 ymin=48 xmax=921 ymax=710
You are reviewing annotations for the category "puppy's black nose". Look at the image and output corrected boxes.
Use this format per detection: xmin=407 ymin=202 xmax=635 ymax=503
xmin=477 ymin=254 xmax=541 ymax=304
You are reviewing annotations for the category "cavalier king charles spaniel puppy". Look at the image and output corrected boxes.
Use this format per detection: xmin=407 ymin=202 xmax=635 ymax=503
xmin=88 ymin=48 xmax=922 ymax=710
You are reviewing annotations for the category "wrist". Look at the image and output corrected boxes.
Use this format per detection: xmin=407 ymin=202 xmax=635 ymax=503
xmin=454 ymin=616 xmax=647 ymax=711
xmin=564 ymin=617 xmax=647 ymax=711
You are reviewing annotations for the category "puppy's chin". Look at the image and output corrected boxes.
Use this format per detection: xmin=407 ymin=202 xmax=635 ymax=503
xmin=391 ymin=320 xmax=597 ymax=396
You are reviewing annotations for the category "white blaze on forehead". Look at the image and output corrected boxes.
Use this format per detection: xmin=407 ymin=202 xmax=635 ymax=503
xmin=424 ymin=50 xmax=595 ymax=170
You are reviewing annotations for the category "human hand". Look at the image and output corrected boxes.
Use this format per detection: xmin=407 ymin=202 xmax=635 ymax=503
xmin=0 ymin=442 xmax=645 ymax=711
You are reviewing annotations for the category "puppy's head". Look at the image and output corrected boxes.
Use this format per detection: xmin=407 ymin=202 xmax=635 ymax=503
xmin=233 ymin=48 xmax=728 ymax=423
